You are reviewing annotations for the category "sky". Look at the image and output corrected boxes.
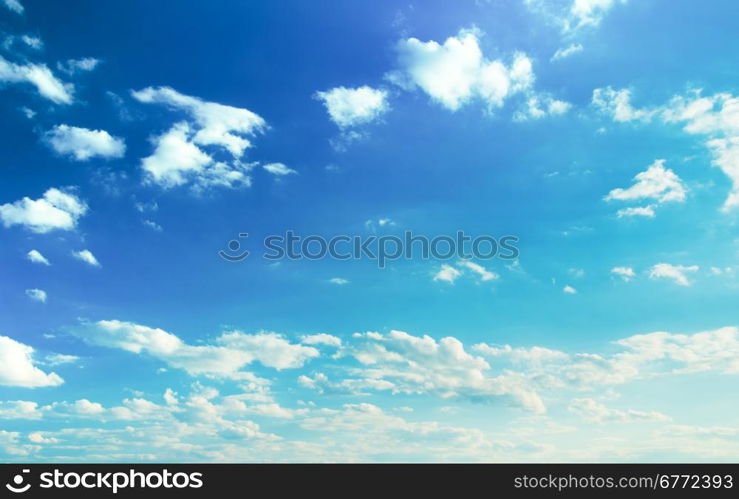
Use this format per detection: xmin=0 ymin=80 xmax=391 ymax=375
xmin=1 ymin=0 xmax=739 ymax=462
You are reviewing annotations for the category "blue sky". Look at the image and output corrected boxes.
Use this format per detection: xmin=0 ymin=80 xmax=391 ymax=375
xmin=1 ymin=0 xmax=739 ymax=462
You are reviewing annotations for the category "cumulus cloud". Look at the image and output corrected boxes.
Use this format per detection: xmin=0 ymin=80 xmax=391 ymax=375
xmin=0 ymin=336 xmax=63 ymax=388
xmin=605 ymin=159 xmax=686 ymax=205
xmin=648 ymin=263 xmax=699 ymax=287
xmin=433 ymin=264 xmax=462 ymax=283
xmin=611 ymin=266 xmax=635 ymax=281
xmin=262 ymin=162 xmax=296 ymax=176
xmin=563 ymin=285 xmax=577 ymax=294
xmin=132 ymin=86 xmax=266 ymax=157
xmin=72 ymin=320 xmax=319 ymax=378
xmin=27 ymin=249 xmax=50 ymax=265
xmin=334 ymin=330 xmax=546 ymax=414
xmin=0 ymin=187 xmax=87 ymax=233
xmin=25 ymin=288 xmax=46 ymax=303
xmin=387 ymin=28 xmax=539 ymax=112
xmin=132 ymin=87 xmax=266 ymax=191
xmin=315 ymin=86 xmax=389 ymax=128
xmin=45 ymin=125 xmax=125 ymax=161
xmin=0 ymin=55 xmax=73 ymax=104
xmin=514 ymin=94 xmax=571 ymax=121
xmin=568 ymin=0 xmax=627 ymax=29
xmin=72 ymin=249 xmax=101 ymax=267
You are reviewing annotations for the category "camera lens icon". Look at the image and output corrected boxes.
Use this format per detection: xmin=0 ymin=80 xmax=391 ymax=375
xmin=219 ymin=233 xmax=250 ymax=262
xmin=6 ymin=469 xmax=31 ymax=493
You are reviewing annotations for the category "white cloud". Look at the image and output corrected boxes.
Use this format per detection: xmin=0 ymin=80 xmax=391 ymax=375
xmin=328 ymin=277 xmax=349 ymax=285
xmin=551 ymin=43 xmax=583 ymax=61
xmin=315 ymin=86 xmax=389 ymax=128
xmin=45 ymin=124 xmax=125 ymax=161
xmin=301 ymin=334 xmax=342 ymax=347
xmin=648 ymin=263 xmax=699 ymax=287
xmin=568 ymin=398 xmax=670 ymax=424
xmin=605 ymin=160 xmax=686 ymax=207
xmin=569 ymin=0 xmax=627 ymax=29
xmin=139 ymin=122 xmax=211 ymax=187
xmin=611 ymin=266 xmax=635 ymax=281
xmin=132 ymin=87 xmax=267 ymax=192
xmin=25 ymin=288 xmax=46 ymax=303
xmin=514 ymin=94 xmax=571 ymax=121
xmin=458 ymin=260 xmax=499 ymax=281
xmin=20 ymin=35 xmax=42 ymax=50
xmin=563 ymin=285 xmax=577 ymax=294
xmin=72 ymin=249 xmax=101 ymax=267
xmin=592 ymin=87 xmax=654 ymax=123
xmin=2 ymin=0 xmax=23 ymax=14
xmin=0 ymin=187 xmax=87 ymax=233
xmin=433 ymin=264 xmax=462 ymax=283
xmin=616 ymin=205 xmax=655 ymax=218
xmin=132 ymin=86 xmax=266 ymax=157
xmin=57 ymin=57 xmax=100 ymax=75
xmin=73 ymin=320 xmax=319 ymax=377
xmin=337 ymin=330 xmax=546 ymax=414
xmin=262 ymin=162 xmax=296 ymax=176
xmin=594 ymin=88 xmax=739 ymax=211
xmin=218 ymin=332 xmax=319 ymax=370
xmin=0 ymin=55 xmax=73 ymax=104
xmin=387 ymin=28 xmax=537 ymax=112
xmin=0 ymin=336 xmax=63 ymax=388
xmin=27 ymin=249 xmax=50 ymax=265
xmin=44 ymin=353 xmax=79 ymax=366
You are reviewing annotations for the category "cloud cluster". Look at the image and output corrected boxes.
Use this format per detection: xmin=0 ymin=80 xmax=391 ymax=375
xmin=73 ymin=320 xmax=320 ymax=378
xmin=594 ymin=88 xmax=739 ymax=211
xmin=132 ymin=86 xmax=267 ymax=191
xmin=0 ymin=187 xmax=87 ymax=233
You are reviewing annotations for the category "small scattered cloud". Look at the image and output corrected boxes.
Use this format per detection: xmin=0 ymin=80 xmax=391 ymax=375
xmin=315 ymin=86 xmax=389 ymax=128
xmin=563 ymin=285 xmax=577 ymax=294
xmin=2 ymin=0 xmax=23 ymax=15
xmin=57 ymin=57 xmax=100 ymax=75
xmin=45 ymin=124 xmax=125 ymax=161
xmin=611 ymin=266 xmax=635 ymax=281
xmin=25 ymin=288 xmax=47 ymax=303
xmin=433 ymin=264 xmax=462 ymax=284
xmin=328 ymin=278 xmax=349 ymax=285
xmin=551 ymin=43 xmax=583 ymax=61
xmin=262 ymin=162 xmax=297 ymax=176
xmin=27 ymin=249 xmax=50 ymax=265
xmin=649 ymin=263 xmax=699 ymax=287
xmin=0 ymin=55 xmax=73 ymax=104
xmin=72 ymin=249 xmax=101 ymax=268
